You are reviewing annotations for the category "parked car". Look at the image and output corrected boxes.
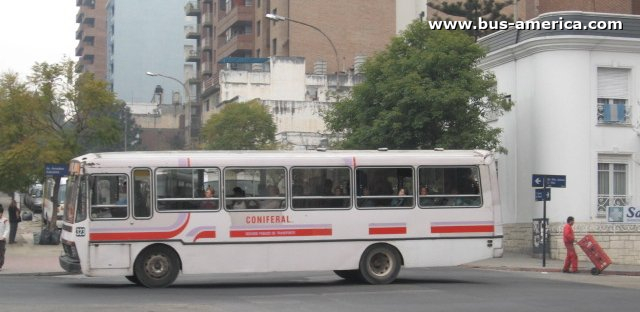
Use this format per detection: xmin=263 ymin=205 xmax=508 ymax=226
xmin=24 ymin=183 xmax=43 ymax=213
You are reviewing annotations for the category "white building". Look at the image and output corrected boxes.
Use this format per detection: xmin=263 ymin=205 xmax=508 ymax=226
xmin=202 ymin=57 xmax=361 ymax=150
xmin=479 ymin=11 xmax=640 ymax=264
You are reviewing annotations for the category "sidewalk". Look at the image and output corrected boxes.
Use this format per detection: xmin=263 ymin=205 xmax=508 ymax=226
xmin=464 ymin=252 xmax=640 ymax=276
xmin=1 ymin=214 xmax=68 ymax=276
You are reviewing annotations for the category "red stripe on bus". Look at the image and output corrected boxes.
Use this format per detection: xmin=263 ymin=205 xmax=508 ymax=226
xmin=230 ymin=228 xmax=332 ymax=238
xmin=194 ymin=230 xmax=216 ymax=242
xmin=431 ymin=225 xmax=494 ymax=234
xmin=90 ymin=214 xmax=191 ymax=241
xmin=369 ymin=227 xmax=407 ymax=235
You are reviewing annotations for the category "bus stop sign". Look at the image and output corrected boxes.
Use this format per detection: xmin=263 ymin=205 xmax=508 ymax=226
xmin=45 ymin=163 xmax=68 ymax=176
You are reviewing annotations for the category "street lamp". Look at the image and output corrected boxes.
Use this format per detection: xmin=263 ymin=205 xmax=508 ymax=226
xmin=145 ymin=71 xmax=192 ymax=149
xmin=265 ymin=13 xmax=340 ymax=89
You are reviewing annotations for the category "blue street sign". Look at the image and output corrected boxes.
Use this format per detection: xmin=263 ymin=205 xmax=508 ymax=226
xmin=535 ymin=188 xmax=551 ymax=201
xmin=532 ymin=174 xmax=566 ymax=188
xmin=45 ymin=163 xmax=68 ymax=176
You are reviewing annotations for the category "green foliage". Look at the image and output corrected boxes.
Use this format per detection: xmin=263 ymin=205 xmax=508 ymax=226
xmin=200 ymin=100 xmax=277 ymax=150
xmin=0 ymin=59 xmax=136 ymax=194
xmin=428 ymin=0 xmax=514 ymax=39
xmin=324 ymin=21 xmax=512 ymax=151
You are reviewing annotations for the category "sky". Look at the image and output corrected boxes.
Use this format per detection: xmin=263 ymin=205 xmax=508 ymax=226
xmin=0 ymin=1 xmax=78 ymax=78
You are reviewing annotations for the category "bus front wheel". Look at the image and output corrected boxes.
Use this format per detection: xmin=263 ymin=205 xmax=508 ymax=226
xmin=358 ymin=244 xmax=401 ymax=285
xmin=134 ymin=245 xmax=180 ymax=288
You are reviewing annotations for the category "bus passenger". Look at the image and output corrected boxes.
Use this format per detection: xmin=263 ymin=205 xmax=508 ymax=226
xmin=200 ymin=188 xmax=217 ymax=209
xmin=228 ymin=187 xmax=247 ymax=209
xmin=358 ymin=187 xmax=375 ymax=207
xmin=391 ymin=188 xmax=407 ymax=207
xmin=261 ymin=185 xmax=282 ymax=209
xmin=419 ymin=186 xmax=431 ymax=206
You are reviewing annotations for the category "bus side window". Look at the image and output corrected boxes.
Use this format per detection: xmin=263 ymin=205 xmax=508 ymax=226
xmin=291 ymin=167 xmax=351 ymax=210
xmin=418 ymin=166 xmax=482 ymax=208
xmin=133 ymin=169 xmax=151 ymax=218
xmin=355 ymin=167 xmax=413 ymax=209
xmin=90 ymin=174 xmax=128 ymax=219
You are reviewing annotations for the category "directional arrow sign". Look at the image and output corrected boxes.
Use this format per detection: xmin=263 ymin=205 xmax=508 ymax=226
xmin=535 ymin=188 xmax=551 ymax=201
xmin=532 ymin=174 xmax=567 ymax=188
xmin=532 ymin=175 xmax=545 ymax=187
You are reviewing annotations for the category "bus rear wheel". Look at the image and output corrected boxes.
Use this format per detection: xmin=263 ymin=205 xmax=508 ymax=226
xmin=333 ymin=270 xmax=361 ymax=282
xmin=134 ymin=245 xmax=180 ymax=288
xmin=125 ymin=275 xmax=141 ymax=286
xmin=358 ymin=244 xmax=401 ymax=284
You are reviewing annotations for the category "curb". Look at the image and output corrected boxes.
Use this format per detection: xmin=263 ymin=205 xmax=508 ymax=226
xmin=463 ymin=265 xmax=640 ymax=276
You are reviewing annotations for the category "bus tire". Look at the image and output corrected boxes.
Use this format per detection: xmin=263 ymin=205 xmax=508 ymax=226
xmin=134 ymin=245 xmax=180 ymax=288
xmin=125 ymin=275 xmax=142 ymax=286
xmin=358 ymin=244 xmax=401 ymax=285
xmin=333 ymin=270 xmax=362 ymax=282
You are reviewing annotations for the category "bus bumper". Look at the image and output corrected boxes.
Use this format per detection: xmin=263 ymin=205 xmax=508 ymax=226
xmin=59 ymin=255 xmax=82 ymax=273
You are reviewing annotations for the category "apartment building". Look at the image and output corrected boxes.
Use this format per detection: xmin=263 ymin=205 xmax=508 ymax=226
xmin=75 ymin=0 xmax=108 ymax=81
xmin=187 ymin=0 xmax=413 ymax=145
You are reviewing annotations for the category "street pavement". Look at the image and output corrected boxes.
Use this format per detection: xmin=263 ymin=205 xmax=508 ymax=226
xmin=2 ymin=192 xmax=640 ymax=277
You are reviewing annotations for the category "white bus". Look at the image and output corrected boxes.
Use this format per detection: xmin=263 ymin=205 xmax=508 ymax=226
xmin=59 ymin=149 xmax=503 ymax=288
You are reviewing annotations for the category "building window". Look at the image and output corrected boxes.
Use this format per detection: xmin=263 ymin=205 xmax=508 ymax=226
xmin=256 ymin=20 xmax=261 ymax=37
xmin=597 ymin=156 xmax=630 ymax=217
xmin=272 ymin=38 xmax=277 ymax=55
xmin=597 ymin=67 xmax=630 ymax=125
xmin=256 ymin=49 xmax=260 ymax=57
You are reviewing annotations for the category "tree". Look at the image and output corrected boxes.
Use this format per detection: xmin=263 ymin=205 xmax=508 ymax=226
xmin=323 ymin=21 xmax=512 ymax=151
xmin=428 ymin=0 xmax=514 ymax=39
xmin=200 ymin=100 xmax=277 ymax=150
xmin=0 ymin=59 xmax=135 ymax=230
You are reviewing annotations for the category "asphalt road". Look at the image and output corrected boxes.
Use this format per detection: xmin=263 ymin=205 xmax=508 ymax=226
xmin=2 ymin=267 xmax=639 ymax=312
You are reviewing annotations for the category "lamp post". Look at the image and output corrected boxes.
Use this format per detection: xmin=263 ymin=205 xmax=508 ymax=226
xmin=145 ymin=71 xmax=192 ymax=149
xmin=265 ymin=13 xmax=340 ymax=89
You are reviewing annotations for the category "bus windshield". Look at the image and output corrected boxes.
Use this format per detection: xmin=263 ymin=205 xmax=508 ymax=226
xmin=63 ymin=175 xmax=87 ymax=224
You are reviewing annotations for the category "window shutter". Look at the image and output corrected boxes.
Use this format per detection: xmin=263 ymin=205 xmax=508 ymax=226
xmin=597 ymin=68 xmax=629 ymax=99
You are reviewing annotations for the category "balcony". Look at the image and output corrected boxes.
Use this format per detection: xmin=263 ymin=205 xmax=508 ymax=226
xmin=202 ymin=37 xmax=212 ymax=51
xmin=186 ymin=26 xmax=200 ymax=39
xmin=203 ymin=12 xmax=212 ymax=27
xmin=184 ymin=1 xmax=200 ymax=16
xmin=201 ymin=62 xmax=212 ymax=75
xmin=76 ymin=11 xmax=85 ymax=23
xmin=75 ymin=43 xmax=84 ymax=57
xmin=76 ymin=28 xmax=84 ymax=40
xmin=597 ymin=101 xmax=631 ymax=125
xmin=185 ymin=50 xmax=199 ymax=62
xmin=217 ymin=34 xmax=253 ymax=60
xmin=217 ymin=5 xmax=253 ymax=38
xmin=202 ymin=76 xmax=220 ymax=96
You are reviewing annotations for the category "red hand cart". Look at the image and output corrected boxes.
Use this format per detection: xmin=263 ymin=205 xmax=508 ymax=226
xmin=577 ymin=234 xmax=612 ymax=275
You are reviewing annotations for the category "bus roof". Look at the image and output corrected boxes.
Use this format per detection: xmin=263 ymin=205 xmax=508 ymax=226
xmin=71 ymin=149 xmax=494 ymax=170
